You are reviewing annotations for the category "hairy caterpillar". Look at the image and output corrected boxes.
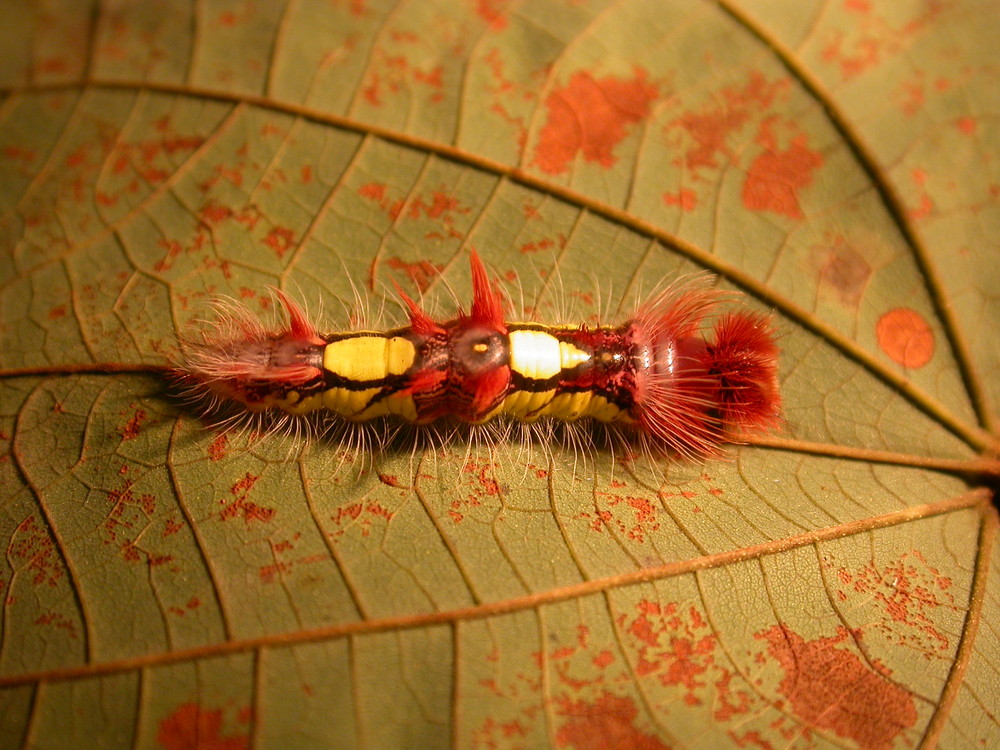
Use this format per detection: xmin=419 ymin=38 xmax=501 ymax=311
xmin=174 ymin=253 xmax=780 ymax=461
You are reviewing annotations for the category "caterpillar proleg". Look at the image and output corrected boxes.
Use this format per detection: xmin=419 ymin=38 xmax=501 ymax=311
xmin=175 ymin=253 xmax=780 ymax=460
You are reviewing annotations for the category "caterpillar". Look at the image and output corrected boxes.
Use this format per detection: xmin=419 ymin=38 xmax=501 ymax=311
xmin=174 ymin=252 xmax=780 ymax=461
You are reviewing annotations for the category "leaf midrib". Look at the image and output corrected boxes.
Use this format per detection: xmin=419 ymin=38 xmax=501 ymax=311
xmin=0 ymin=490 xmax=989 ymax=689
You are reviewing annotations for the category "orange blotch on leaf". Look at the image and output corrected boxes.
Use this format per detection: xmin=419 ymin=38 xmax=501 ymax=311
xmin=876 ymin=308 xmax=934 ymax=368
xmin=531 ymin=67 xmax=659 ymax=175
xmin=670 ymin=71 xmax=788 ymax=175
xmin=742 ymin=120 xmax=823 ymax=218
xmin=760 ymin=625 xmax=917 ymax=750
xmin=554 ymin=691 xmax=669 ymax=750
xmin=474 ymin=0 xmax=508 ymax=30
xmin=662 ymin=189 xmax=697 ymax=211
xmin=956 ymin=116 xmax=977 ymax=134
xmin=157 ymin=704 xmax=249 ymax=750
xmin=358 ymin=181 xmax=387 ymax=201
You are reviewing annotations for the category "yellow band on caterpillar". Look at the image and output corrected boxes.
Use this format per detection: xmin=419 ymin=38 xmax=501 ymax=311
xmin=322 ymin=336 xmax=416 ymax=380
xmin=502 ymin=387 xmax=630 ymax=423
xmin=317 ymin=335 xmax=420 ymax=420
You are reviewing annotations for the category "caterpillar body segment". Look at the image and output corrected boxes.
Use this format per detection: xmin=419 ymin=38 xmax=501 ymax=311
xmin=176 ymin=252 xmax=781 ymax=459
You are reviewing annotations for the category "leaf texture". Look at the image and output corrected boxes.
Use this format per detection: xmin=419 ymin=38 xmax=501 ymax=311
xmin=0 ymin=1 xmax=998 ymax=748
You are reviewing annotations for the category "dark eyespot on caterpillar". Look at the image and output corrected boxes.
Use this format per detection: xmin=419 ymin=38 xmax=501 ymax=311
xmin=173 ymin=252 xmax=781 ymax=462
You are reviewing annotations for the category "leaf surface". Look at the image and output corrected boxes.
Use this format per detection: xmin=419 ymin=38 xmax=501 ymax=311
xmin=0 ymin=1 xmax=998 ymax=748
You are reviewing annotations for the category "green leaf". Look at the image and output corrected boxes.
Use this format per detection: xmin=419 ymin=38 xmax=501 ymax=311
xmin=1 ymin=1 xmax=998 ymax=748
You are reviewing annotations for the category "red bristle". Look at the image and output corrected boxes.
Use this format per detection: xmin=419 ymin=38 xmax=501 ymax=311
xmin=468 ymin=249 xmax=507 ymax=331
xmin=704 ymin=312 xmax=781 ymax=432
xmin=274 ymin=288 xmax=317 ymax=339
xmin=394 ymin=282 xmax=445 ymax=336
xmin=177 ymin=288 xmax=327 ymax=410
xmin=628 ymin=277 xmax=780 ymax=459
xmin=629 ymin=277 xmax=722 ymax=458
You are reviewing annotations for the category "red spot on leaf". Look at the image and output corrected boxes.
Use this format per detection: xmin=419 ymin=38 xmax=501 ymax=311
xmin=168 ymin=596 xmax=201 ymax=617
xmin=358 ymin=182 xmax=386 ymax=201
xmin=104 ymin=480 xmax=158 ymax=561
xmin=360 ymin=183 xmax=468 ymax=241
xmin=583 ymin=491 xmax=661 ymax=543
xmin=221 ymin=473 xmax=274 ymax=523
xmin=3 ymin=145 xmax=37 ymax=163
xmin=120 ymin=405 xmax=147 ymax=440
xmin=208 ymin=434 xmax=228 ymax=461
xmin=262 ymin=226 xmax=296 ymax=258
xmin=896 ymin=75 xmax=926 ymax=116
xmin=670 ymin=71 xmax=788 ymax=175
xmin=258 ymin=562 xmax=289 ymax=584
xmin=909 ymin=194 xmax=934 ymax=220
xmin=662 ymin=189 xmax=697 ymax=211
xmin=474 ymin=718 xmax=530 ymax=747
xmin=330 ymin=499 xmax=394 ymax=538
xmin=157 ymin=703 xmax=249 ymax=750
xmin=956 ymin=116 xmax=977 ymax=135
xmin=41 ymin=57 xmax=69 ymax=74
xmin=65 ymin=145 xmax=88 ymax=168
xmin=742 ymin=119 xmax=823 ymax=218
xmin=385 ymin=256 xmax=444 ymax=293
xmin=367 ymin=503 xmax=392 ymax=520
xmin=532 ymin=67 xmax=660 ymax=175
xmin=378 ymin=473 xmax=402 ymax=487
xmin=833 ymin=550 xmax=955 ymax=655
xmin=518 ymin=234 xmax=566 ymax=254
xmin=728 ymin=730 xmax=775 ymax=749
xmin=554 ymin=691 xmax=669 ymax=750
xmin=714 ymin=670 xmax=752 ymax=722
xmin=473 ymin=0 xmax=508 ymax=30
xmin=361 ymin=50 xmax=446 ymax=107
xmin=201 ymin=203 xmax=233 ymax=224
xmin=619 ymin=601 xmax=716 ymax=703
xmin=408 ymin=191 xmax=467 ymax=221
xmin=154 ymin=239 xmax=186 ymax=272
xmin=34 ymin=611 xmax=78 ymax=639
xmin=333 ymin=504 xmax=363 ymax=525
xmin=593 ymin=650 xmax=615 ymax=669
xmin=876 ymin=308 xmax=934 ymax=368
xmin=163 ymin=516 xmax=184 ymax=537
xmin=759 ymin=624 xmax=917 ymax=750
